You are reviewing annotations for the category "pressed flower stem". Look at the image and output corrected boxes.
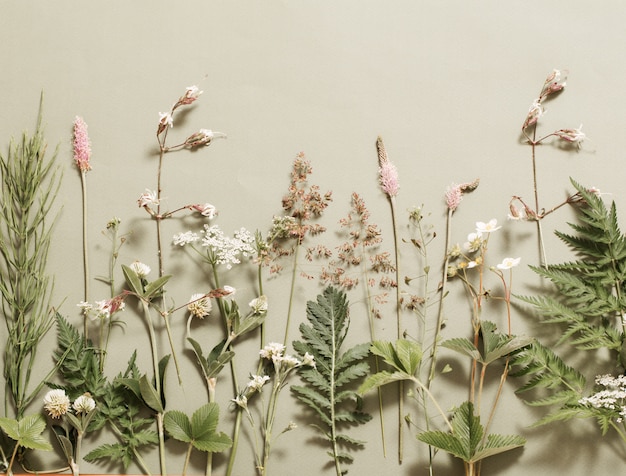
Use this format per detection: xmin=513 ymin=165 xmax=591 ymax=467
xmin=282 ymin=240 xmax=301 ymax=348
xmin=80 ymin=170 xmax=90 ymax=341
xmin=388 ymin=195 xmax=404 ymax=463
xmin=140 ymin=300 xmax=167 ymax=476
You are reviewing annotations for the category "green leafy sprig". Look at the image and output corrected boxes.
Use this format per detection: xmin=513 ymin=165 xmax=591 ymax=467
xmin=291 ymin=286 xmax=371 ymax=476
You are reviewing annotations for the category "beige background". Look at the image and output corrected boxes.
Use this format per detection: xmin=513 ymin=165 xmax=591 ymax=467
xmin=1 ymin=1 xmax=626 ymax=474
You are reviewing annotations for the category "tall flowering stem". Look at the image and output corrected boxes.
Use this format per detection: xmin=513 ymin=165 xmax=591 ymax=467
xmin=518 ymin=70 xmax=585 ymax=266
xmin=376 ymin=136 xmax=404 ymax=463
xmin=73 ymin=116 xmax=92 ymax=340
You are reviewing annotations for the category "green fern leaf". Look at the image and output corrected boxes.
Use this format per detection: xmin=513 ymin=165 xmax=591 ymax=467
xmin=292 ymin=287 xmax=371 ymax=474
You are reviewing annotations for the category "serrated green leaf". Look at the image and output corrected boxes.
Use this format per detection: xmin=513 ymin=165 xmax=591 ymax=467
xmin=358 ymin=370 xmax=411 ymax=395
xmin=441 ymin=337 xmax=481 ymax=361
xmin=164 ymin=410 xmax=192 ymax=443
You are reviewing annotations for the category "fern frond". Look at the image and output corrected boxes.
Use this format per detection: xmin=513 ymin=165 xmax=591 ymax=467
xmin=292 ymin=287 xmax=371 ymax=474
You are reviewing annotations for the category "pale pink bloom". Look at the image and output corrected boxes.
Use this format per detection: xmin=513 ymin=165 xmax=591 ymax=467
xmin=185 ymin=129 xmax=227 ymax=148
xmin=137 ymin=189 xmax=159 ymax=207
xmin=190 ymin=203 xmax=217 ymax=219
xmin=376 ymin=136 xmax=399 ymax=197
xmin=179 ymin=85 xmax=203 ymax=105
xmin=541 ymin=69 xmax=567 ymax=98
xmin=476 ymin=219 xmax=501 ymax=233
xmin=554 ymin=124 xmax=586 ymax=148
xmin=158 ymin=112 xmax=173 ymax=130
xmin=379 ymin=161 xmax=399 ymax=197
xmin=445 ymin=184 xmax=462 ymax=211
xmin=522 ymin=99 xmax=545 ymax=129
xmin=73 ymin=116 xmax=92 ymax=173
xmin=445 ymin=180 xmax=479 ymax=211
xmin=497 ymin=257 xmax=521 ymax=270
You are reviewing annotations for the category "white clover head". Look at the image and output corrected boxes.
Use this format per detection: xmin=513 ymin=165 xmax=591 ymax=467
xmin=249 ymin=295 xmax=268 ymax=315
xmin=130 ymin=260 xmax=151 ymax=278
xmin=187 ymin=293 xmax=212 ymax=319
xmin=43 ymin=389 xmax=71 ymax=418
xmin=73 ymin=393 xmax=96 ymax=414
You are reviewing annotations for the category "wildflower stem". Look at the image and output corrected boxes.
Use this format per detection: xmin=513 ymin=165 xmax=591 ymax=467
xmin=428 ymin=207 xmax=453 ymax=384
xmin=282 ymin=241 xmax=300 ymax=348
xmin=530 ymin=135 xmax=547 ymax=267
xmin=80 ymin=170 xmax=90 ymax=341
xmin=388 ymin=195 xmax=404 ymax=463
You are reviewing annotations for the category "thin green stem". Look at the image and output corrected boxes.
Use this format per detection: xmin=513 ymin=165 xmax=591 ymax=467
xmin=283 ymin=241 xmax=300 ymax=348
xmin=388 ymin=196 xmax=404 ymax=463
xmin=80 ymin=170 xmax=90 ymax=341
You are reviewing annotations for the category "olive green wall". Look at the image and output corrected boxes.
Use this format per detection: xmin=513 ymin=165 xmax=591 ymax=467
xmin=1 ymin=1 xmax=625 ymax=475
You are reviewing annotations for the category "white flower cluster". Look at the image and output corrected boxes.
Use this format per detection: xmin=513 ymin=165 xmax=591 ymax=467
xmin=259 ymin=342 xmax=315 ymax=370
xmin=200 ymin=225 xmax=256 ymax=269
xmin=579 ymin=374 xmax=626 ymax=422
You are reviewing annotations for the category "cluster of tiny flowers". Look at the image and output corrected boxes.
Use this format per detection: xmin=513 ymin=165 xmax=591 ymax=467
xmin=78 ymin=295 xmax=125 ymax=321
xmin=579 ymin=374 xmax=626 ymax=422
xmin=259 ymin=342 xmax=315 ymax=370
xmin=73 ymin=116 xmax=92 ymax=173
xmin=201 ymin=225 xmax=256 ymax=269
xmin=187 ymin=293 xmax=213 ymax=319
xmin=172 ymin=230 xmax=200 ymax=246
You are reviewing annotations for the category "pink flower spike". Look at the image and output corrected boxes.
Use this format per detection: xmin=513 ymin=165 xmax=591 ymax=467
xmin=73 ymin=116 xmax=92 ymax=173
xmin=445 ymin=179 xmax=479 ymax=212
xmin=376 ymin=136 xmax=399 ymax=197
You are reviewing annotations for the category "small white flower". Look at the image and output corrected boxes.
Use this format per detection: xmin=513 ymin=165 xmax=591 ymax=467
xmin=497 ymin=257 xmax=521 ymax=270
xmin=43 ymin=389 xmax=71 ymax=418
xmin=301 ymin=352 xmax=316 ymax=368
xmin=276 ymin=354 xmax=301 ymax=369
xmin=138 ymin=189 xmax=159 ymax=207
xmin=232 ymin=394 xmax=248 ymax=409
xmin=463 ymin=231 xmax=483 ymax=253
xmin=194 ymin=203 xmax=217 ymax=219
xmin=173 ymin=231 xmax=199 ymax=246
xmin=467 ymin=261 xmax=478 ymax=269
xmin=187 ymin=293 xmax=212 ymax=319
xmin=158 ymin=112 xmax=173 ymax=128
xmin=249 ymin=295 xmax=268 ymax=314
xmin=185 ymin=85 xmax=203 ymax=100
xmin=247 ymin=374 xmax=270 ymax=392
xmin=475 ymin=219 xmax=501 ymax=233
xmin=130 ymin=261 xmax=151 ymax=278
xmin=73 ymin=393 xmax=96 ymax=414
xmin=223 ymin=285 xmax=236 ymax=296
xmin=260 ymin=342 xmax=285 ymax=360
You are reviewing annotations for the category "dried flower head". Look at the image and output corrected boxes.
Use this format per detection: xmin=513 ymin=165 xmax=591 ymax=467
xmin=73 ymin=393 xmax=96 ymax=414
xmin=187 ymin=293 xmax=212 ymax=319
xmin=189 ymin=203 xmax=217 ymax=219
xmin=445 ymin=179 xmax=480 ymax=211
xmin=73 ymin=116 xmax=92 ymax=173
xmin=43 ymin=389 xmax=71 ymax=418
xmin=138 ymin=189 xmax=159 ymax=208
xmin=554 ymin=124 xmax=586 ymax=148
xmin=184 ymin=129 xmax=227 ymax=148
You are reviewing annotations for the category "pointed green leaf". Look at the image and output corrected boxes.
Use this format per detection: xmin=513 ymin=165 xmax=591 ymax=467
xmin=143 ymin=275 xmax=171 ymax=299
xmin=122 ymin=264 xmax=143 ymax=295
xmin=139 ymin=375 xmax=164 ymax=413
xmin=441 ymin=337 xmax=481 ymax=361
xmin=193 ymin=432 xmax=232 ymax=453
